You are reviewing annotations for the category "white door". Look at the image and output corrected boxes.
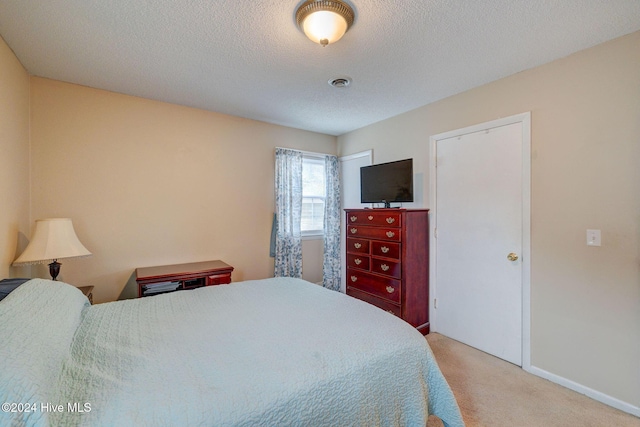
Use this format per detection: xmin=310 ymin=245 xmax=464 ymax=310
xmin=432 ymin=116 xmax=530 ymax=366
xmin=340 ymin=151 xmax=372 ymax=292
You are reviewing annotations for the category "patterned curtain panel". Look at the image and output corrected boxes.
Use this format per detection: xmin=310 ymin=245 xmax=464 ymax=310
xmin=274 ymin=148 xmax=303 ymax=278
xmin=322 ymin=154 xmax=341 ymax=291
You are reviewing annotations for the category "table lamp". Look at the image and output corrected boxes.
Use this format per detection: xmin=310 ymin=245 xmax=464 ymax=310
xmin=13 ymin=218 xmax=92 ymax=281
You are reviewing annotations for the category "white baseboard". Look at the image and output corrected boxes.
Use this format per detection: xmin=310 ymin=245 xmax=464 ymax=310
xmin=525 ymin=365 xmax=640 ymax=417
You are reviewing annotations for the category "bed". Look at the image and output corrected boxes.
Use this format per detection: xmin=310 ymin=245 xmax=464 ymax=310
xmin=0 ymin=277 xmax=463 ymax=427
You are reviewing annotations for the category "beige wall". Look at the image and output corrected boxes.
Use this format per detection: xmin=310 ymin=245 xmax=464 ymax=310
xmin=0 ymin=36 xmax=30 ymax=279
xmin=338 ymin=31 xmax=640 ymax=409
xmin=29 ymin=78 xmax=335 ymax=302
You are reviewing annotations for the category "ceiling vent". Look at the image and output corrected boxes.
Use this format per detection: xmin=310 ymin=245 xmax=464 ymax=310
xmin=329 ymin=77 xmax=351 ymax=88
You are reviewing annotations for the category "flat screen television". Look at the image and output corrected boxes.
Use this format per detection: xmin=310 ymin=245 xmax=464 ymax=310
xmin=360 ymin=159 xmax=413 ymax=208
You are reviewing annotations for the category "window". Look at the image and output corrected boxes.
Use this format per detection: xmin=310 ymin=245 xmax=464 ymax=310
xmin=301 ymin=156 xmax=326 ymax=236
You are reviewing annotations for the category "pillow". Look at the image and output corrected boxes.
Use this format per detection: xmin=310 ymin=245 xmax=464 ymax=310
xmin=0 ymin=279 xmax=89 ymax=427
xmin=0 ymin=278 xmax=30 ymax=301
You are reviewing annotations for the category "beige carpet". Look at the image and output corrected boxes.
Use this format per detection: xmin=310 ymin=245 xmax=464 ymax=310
xmin=426 ymin=333 xmax=640 ymax=427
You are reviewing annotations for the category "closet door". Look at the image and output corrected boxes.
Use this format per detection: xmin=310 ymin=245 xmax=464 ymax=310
xmin=434 ymin=119 xmax=528 ymax=366
xmin=339 ymin=150 xmax=372 ymax=293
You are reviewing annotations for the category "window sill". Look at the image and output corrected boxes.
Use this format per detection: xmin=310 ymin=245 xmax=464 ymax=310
xmin=302 ymin=233 xmax=323 ymax=241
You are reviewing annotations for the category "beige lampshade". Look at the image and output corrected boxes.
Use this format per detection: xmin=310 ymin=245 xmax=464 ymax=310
xmin=13 ymin=218 xmax=92 ymax=265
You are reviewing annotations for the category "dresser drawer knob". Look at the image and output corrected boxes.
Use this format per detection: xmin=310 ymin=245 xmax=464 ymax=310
xmin=351 ymin=276 xmax=358 ymax=282
xmin=386 ymin=231 xmax=395 ymax=238
xmin=368 ymin=215 xmax=374 ymax=220
xmin=350 ymin=216 xmax=357 ymax=222
xmin=380 ymin=264 xmax=390 ymax=271
xmin=386 ymin=286 xmax=394 ymax=294
xmin=381 ymin=246 xmax=390 ymax=253
xmin=386 ymin=217 xmax=395 ymax=224
xmin=350 ymin=228 xmax=358 ymax=234
xmin=387 ymin=310 xmax=395 ymax=314
xmin=354 ymin=242 xmax=362 ymax=249
xmin=354 ymin=258 xmax=362 ymax=265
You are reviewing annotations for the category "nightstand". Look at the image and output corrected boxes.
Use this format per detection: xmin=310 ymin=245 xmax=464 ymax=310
xmin=77 ymin=286 xmax=94 ymax=304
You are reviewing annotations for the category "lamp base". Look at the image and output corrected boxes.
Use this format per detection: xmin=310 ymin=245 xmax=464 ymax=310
xmin=48 ymin=260 xmax=61 ymax=281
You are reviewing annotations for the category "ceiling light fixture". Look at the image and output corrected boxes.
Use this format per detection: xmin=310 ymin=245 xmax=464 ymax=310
xmin=296 ymin=0 xmax=355 ymax=47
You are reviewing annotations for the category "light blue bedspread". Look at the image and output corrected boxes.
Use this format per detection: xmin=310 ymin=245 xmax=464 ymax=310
xmin=0 ymin=277 xmax=463 ymax=427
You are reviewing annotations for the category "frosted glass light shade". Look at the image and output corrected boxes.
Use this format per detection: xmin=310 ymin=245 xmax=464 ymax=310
xmin=302 ymin=10 xmax=348 ymax=46
xmin=13 ymin=218 xmax=92 ymax=265
xmin=296 ymin=0 xmax=355 ymax=47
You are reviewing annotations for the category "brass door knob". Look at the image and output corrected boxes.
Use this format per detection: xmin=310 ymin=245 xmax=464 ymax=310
xmin=507 ymin=253 xmax=519 ymax=262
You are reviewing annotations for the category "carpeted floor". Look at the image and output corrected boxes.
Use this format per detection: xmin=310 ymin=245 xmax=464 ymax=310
xmin=426 ymin=333 xmax=640 ymax=427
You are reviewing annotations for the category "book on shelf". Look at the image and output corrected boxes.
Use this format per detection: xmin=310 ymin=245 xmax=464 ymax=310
xmin=143 ymin=281 xmax=181 ymax=295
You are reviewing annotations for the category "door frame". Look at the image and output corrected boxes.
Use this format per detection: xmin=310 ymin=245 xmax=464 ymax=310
xmin=339 ymin=150 xmax=373 ymax=293
xmin=428 ymin=112 xmax=531 ymax=369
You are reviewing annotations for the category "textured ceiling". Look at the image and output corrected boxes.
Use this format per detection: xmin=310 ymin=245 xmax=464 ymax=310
xmin=1 ymin=0 xmax=639 ymax=136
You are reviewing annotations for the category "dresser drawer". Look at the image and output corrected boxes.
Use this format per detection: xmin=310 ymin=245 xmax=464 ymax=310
xmin=206 ymin=272 xmax=232 ymax=286
xmin=346 ymin=238 xmax=370 ymax=254
xmin=347 ymin=253 xmax=370 ymax=271
xmin=371 ymin=241 xmax=400 ymax=259
xmin=347 ymin=287 xmax=401 ymax=317
xmin=347 ymin=211 xmax=402 ymax=228
xmin=347 ymin=226 xmax=401 ymax=242
xmin=371 ymin=258 xmax=401 ymax=279
xmin=347 ymin=269 xmax=401 ymax=303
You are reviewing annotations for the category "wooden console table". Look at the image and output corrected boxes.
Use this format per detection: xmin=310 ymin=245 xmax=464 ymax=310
xmin=135 ymin=260 xmax=234 ymax=298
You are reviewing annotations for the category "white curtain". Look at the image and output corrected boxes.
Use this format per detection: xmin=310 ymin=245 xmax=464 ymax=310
xmin=274 ymin=148 xmax=303 ymax=278
xmin=322 ymin=155 xmax=341 ymax=291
